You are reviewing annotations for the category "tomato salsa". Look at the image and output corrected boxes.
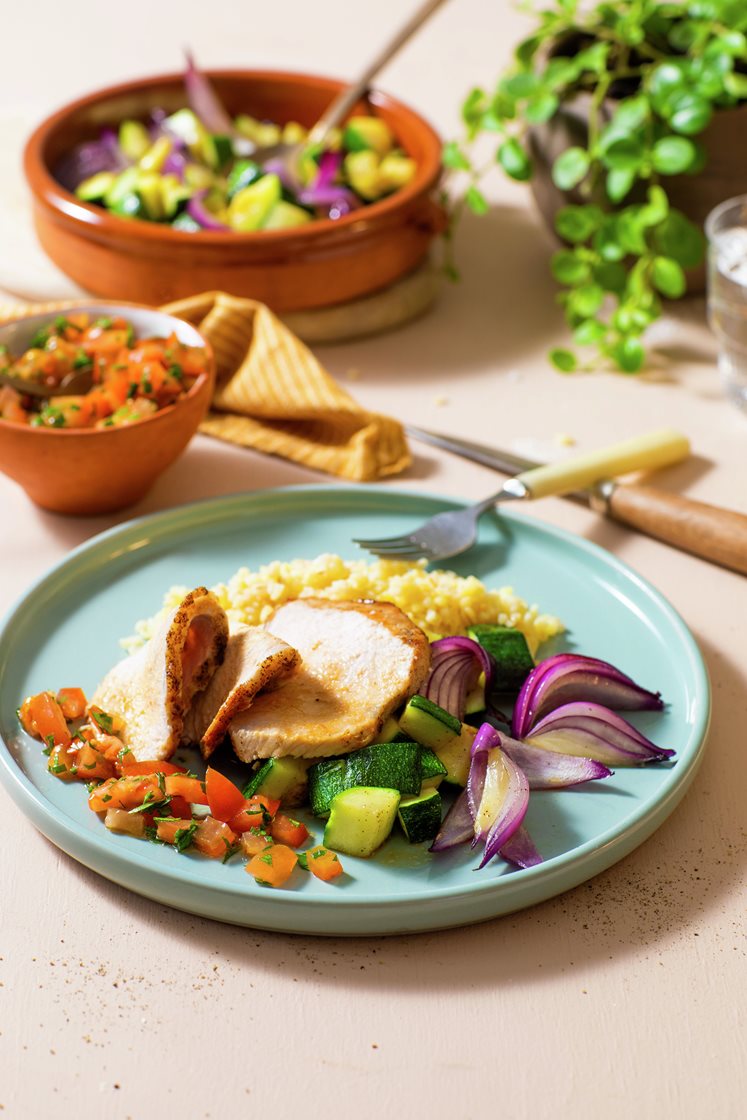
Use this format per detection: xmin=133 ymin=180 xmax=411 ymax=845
xmin=0 ymin=313 xmax=208 ymax=429
xmin=18 ymin=687 xmax=343 ymax=890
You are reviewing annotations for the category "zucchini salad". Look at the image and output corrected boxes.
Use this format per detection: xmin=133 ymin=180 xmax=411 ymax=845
xmin=18 ymin=557 xmax=672 ymax=889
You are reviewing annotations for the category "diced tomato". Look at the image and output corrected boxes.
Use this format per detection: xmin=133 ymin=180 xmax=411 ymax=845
xmin=249 ymin=794 xmax=281 ymax=818
xmin=270 ymin=813 xmax=310 ymax=848
xmin=205 ymin=767 xmax=246 ymax=822
xmin=47 ymin=743 xmax=78 ymax=781
xmin=88 ymin=774 xmax=163 ymax=813
xmin=104 ymin=808 xmax=146 ymax=838
xmin=23 ymin=692 xmax=71 ymax=748
xmin=156 ymin=817 xmax=195 ymax=847
xmin=247 ymin=844 xmax=298 ymax=888
xmin=69 ymin=742 xmax=116 ymax=781
xmin=193 ymin=816 xmax=237 ymax=860
xmin=228 ymin=805 xmax=265 ymax=833
xmin=167 ymin=794 xmax=193 ymax=819
xmin=56 ymin=687 xmax=87 ymax=721
xmin=165 ymin=774 xmax=208 ymax=805
xmin=119 ymin=760 xmax=187 ymax=778
xmin=228 ymin=793 xmax=281 ymax=833
xmin=240 ymin=829 xmax=273 ymax=857
xmin=304 ymin=845 xmax=344 ymax=882
xmin=86 ymin=704 xmax=125 ymax=738
xmin=96 ymin=734 xmax=128 ymax=761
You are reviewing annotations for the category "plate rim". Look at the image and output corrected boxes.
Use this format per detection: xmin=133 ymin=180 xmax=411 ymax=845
xmin=0 ymin=484 xmax=711 ymax=923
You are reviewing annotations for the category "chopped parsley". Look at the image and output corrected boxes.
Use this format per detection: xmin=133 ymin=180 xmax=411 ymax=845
xmin=174 ymin=821 xmax=197 ymax=853
xmin=73 ymin=351 xmax=92 ymax=369
xmin=168 ymin=363 xmax=183 ymax=381
xmin=297 ymin=853 xmax=309 ymax=871
xmin=29 ymin=327 xmax=50 ymax=350
xmin=94 ymin=316 xmax=113 ymax=329
xmin=91 ymin=709 xmax=114 ymax=734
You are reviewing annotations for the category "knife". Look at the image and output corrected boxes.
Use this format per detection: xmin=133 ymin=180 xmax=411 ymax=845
xmin=405 ymin=424 xmax=747 ymax=576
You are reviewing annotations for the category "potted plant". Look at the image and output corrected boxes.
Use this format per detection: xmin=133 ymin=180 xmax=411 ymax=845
xmin=447 ymin=0 xmax=747 ymax=372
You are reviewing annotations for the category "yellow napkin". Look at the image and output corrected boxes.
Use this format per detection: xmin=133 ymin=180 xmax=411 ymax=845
xmin=0 ymin=291 xmax=411 ymax=482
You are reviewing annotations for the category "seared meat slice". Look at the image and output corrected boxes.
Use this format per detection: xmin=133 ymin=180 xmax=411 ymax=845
xmin=229 ymin=598 xmax=431 ymax=761
xmin=184 ymin=624 xmax=301 ymax=759
xmin=93 ymin=588 xmax=228 ymax=761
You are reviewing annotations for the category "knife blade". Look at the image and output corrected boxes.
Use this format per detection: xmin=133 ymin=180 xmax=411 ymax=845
xmin=404 ymin=424 xmax=747 ymax=576
xmin=404 ymin=425 xmax=599 ymax=507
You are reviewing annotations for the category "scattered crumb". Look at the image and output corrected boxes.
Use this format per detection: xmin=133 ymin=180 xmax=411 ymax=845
xmin=433 ymin=395 xmax=449 ymax=407
xmin=506 ymin=368 xmax=523 ymax=383
xmin=554 ymin=432 xmax=576 ymax=447
xmin=346 ymin=368 xmax=360 ymax=381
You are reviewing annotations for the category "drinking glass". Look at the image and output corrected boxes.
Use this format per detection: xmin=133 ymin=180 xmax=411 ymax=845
xmin=706 ymin=194 xmax=747 ymax=411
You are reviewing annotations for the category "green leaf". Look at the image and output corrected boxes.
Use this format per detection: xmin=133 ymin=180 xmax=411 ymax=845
xmin=651 ymin=256 xmax=686 ymax=299
xmin=651 ymin=136 xmax=697 ymax=175
xmin=501 ymin=72 xmax=541 ymax=100
xmin=549 ymin=348 xmax=578 ymax=373
xmin=515 ymin=35 xmax=542 ymax=67
xmin=648 ymin=62 xmax=686 ymax=111
xmin=593 ymin=218 xmax=625 ymax=262
xmin=593 ymin=260 xmax=628 ymax=294
xmin=610 ymin=95 xmax=650 ymax=132
xmin=573 ymin=319 xmax=607 ymax=346
xmin=552 ymin=147 xmax=590 ymax=190
xmin=573 ymin=42 xmax=609 ymax=74
xmin=442 ymin=141 xmax=471 ymax=171
xmin=554 ymin=204 xmax=603 ymax=244
xmin=466 ymin=185 xmax=489 ymax=216
xmin=543 ymin=57 xmax=581 ymax=91
xmin=524 ymin=91 xmax=559 ymax=124
xmin=713 ymin=30 xmax=747 ymax=57
xmin=653 ymin=210 xmax=705 ymax=269
xmin=551 ymin=249 xmax=592 ymax=286
xmin=600 ymin=137 xmax=645 ymax=172
xmin=497 ymin=138 xmax=532 ymax=181
xmin=610 ymin=336 xmax=646 ymax=374
xmin=617 ymin=210 xmax=649 ymax=255
xmin=724 ymin=72 xmax=747 ymax=99
xmin=568 ymin=283 xmax=605 ymax=318
xmin=668 ymin=93 xmax=712 ymax=135
xmin=606 ymin=167 xmax=636 ymax=203
xmin=461 ymin=88 xmax=488 ymax=128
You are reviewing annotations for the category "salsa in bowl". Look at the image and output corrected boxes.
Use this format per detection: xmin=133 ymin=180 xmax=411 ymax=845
xmin=0 ymin=303 xmax=214 ymax=515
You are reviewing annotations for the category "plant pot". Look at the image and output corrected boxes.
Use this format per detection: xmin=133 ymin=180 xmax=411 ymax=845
xmin=528 ymin=97 xmax=747 ymax=292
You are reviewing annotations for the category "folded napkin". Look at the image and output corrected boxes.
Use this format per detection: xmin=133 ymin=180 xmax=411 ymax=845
xmin=0 ymin=291 xmax=411 ymax=481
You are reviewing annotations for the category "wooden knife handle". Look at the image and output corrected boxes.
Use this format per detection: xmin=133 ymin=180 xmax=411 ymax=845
xmin=607 ymin=484 xmax=747 ymax=575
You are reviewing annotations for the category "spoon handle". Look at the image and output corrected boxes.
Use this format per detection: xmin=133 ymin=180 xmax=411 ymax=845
xmin=307 ymin=0 xmax=450 ymax=145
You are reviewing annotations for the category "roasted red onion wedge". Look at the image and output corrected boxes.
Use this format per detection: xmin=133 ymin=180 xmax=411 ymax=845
xmin=500 ymin=734 xmax=612 ymax=787
xmin=429 ymin=788 xmax=474 ymax=852
xmin=477 ymin=749 xmax=530 ymax=868
xmin=525 ymin=701 xmax=674 ymax=766
xmin=500 ymin=825 xmax=543 ymax=869
xmin=184 ymin=50 xmax=236 ymax=136
xmin=466 ymin=721 xmax=500 ymax=830
xmin=512 ymin=653 xmax=663 ymax=738
xmin=423 ymin=637 xmax=494 ymax=721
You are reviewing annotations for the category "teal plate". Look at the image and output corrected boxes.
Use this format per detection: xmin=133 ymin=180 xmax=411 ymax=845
xmin=0 ymin=486 xmax=710 ymax=936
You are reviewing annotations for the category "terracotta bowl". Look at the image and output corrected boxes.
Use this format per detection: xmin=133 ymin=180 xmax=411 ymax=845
xmin=0 ymin=303 xmax=214 ymax=515
xmin=24 ymin=71 xmax=444 ymax=311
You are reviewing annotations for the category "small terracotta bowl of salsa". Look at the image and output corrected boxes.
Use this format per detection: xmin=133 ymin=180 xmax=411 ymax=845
xmin=0 ymin=303 xmax=214 ymax=515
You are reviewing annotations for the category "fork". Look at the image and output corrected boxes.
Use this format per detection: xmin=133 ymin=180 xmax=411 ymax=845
xmin=353 ymin=428 xmax=691 ymax=562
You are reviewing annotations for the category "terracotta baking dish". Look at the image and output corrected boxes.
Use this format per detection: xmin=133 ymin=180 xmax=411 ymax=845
xmin=24 ymin=70 xmax=444 ymax=311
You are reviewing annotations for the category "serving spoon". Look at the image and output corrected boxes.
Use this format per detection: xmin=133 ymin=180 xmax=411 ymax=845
xmin=191 ymin=0 xmax=450 ymax=170
xmin=0 ymin=365 xmax=94 ymax=400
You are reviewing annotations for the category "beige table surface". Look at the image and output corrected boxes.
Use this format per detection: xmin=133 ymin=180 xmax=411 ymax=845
xmin=1 ymin=2 xmax=746 ymax=1118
